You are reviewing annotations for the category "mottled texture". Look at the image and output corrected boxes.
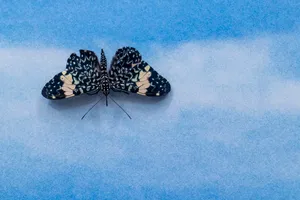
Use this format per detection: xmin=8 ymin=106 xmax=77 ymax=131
xmin=42 ymin=50 xmax=102 ymax=99
xmin=109 ymin=47 xmax=171 ymax=96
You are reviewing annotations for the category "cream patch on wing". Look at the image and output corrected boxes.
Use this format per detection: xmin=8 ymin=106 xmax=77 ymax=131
xmin=139 ymin=72 xmax=151 ymax=82
xmin=138 ymin=71 xmax=147 ymax=80
xmin=62 ymin=86 xmax=72 ymax=92
xmin=136 ymin=70 xmax=152 ymax=95
xmin=65 ymin=74 xmax=73 ymax=83
xmin=63 ymin=84 xmax=76 ymax=90
xmin=144 ymin=65 xmax=150 ymax=71
xmin=60 ymin=73 xmax=76 ymax=97
xmin=137 ymin=81 xmax=150 ymax=89
xmin=136 ymin=80 xmax=149 ymax=87
xmin=60 ymin=75 xmax=72 ymax=85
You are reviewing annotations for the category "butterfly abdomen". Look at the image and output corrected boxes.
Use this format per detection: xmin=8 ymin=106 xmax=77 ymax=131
xmin=100 ymin=73 xmax=110 ymax=96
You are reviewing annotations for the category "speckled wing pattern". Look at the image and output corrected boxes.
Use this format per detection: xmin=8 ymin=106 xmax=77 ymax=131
xmin=109 ymin=47 xmax=171 ymax=96
xmin=42 ymin=50 xmax=101 ymax=99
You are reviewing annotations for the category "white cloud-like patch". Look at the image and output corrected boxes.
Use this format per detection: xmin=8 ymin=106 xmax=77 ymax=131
xmin=1 ymin=33 xmax=300 ymax=197
xmin=267 ymin=80 xmax=300 ymax=112
xmin=150 ymin=35 xmax=300 ymax=114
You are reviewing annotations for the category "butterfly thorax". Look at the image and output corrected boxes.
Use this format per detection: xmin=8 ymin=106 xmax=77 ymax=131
xmin=99 ymin=49 xmax=110 ymax=96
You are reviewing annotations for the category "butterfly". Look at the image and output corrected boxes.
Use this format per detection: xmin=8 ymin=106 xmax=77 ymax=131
xmin=41 ymin=46 xmax=171 ymax=119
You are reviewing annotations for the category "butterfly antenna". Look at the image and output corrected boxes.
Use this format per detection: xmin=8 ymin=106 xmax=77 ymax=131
xmin=108 ymin=96 xmax=132 ymax=119
xmin=81 ymin=96 xmax=103 ymax=120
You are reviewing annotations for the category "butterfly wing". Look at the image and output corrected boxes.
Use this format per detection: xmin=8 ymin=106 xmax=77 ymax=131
xmin=109 ymin=47 xmax=171 ymax=96
xmin=42 ymin=50 xmax=102 ymax=100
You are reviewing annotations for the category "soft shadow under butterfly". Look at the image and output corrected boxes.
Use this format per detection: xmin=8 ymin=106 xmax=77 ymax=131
xmin=41 ymin=47 xmax=171 ymax=119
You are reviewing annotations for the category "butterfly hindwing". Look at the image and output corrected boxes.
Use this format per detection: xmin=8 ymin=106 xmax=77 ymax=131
xmin=109 ymin=47 xmax=171 ymax=96
xmin=42 ymin=50 xmax=101 ymax=99
xmin=132 ymin=61 xmax=171 ymax=96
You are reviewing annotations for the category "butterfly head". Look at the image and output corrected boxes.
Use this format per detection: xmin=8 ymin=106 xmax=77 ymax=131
xmin=42 ymin=70 xmax=77 ymax=100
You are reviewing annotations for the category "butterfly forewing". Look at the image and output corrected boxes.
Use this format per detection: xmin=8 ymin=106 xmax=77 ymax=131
xmin=109 ymin=47 xmax=171 ymax=96
xmin=42 ymin=50 xmax=102 ymax=99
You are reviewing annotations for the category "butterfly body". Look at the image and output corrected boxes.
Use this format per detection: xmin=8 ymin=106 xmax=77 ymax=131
xmin=42 ymin=47 xmax=171 ymax=103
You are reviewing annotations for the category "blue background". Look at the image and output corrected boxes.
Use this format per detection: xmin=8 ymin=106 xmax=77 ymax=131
xmin=1 ymin=1 xmax=300 ymax=199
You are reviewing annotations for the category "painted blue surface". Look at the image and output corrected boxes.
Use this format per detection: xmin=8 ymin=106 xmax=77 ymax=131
xmin=1 ymin=1 xmax=300 ymax=199
xmin=1 ymin=1 xmax=299 ymax=48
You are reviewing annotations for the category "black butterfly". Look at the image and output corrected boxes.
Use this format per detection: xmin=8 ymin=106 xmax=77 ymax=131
xmin=41 ymin=47 xmax=171 ymax=119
